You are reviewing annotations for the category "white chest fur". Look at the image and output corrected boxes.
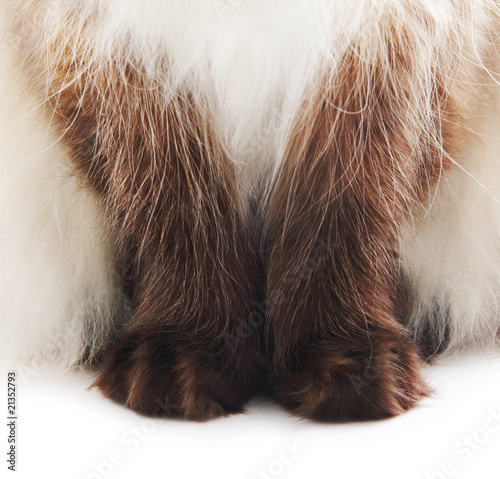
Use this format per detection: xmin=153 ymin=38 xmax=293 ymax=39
xmin=100 ymin=0 xmax=362 ymax=194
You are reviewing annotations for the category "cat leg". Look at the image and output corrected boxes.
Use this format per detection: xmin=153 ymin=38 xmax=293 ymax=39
xmin=32 ymin=38 xmax=267 ymax=419
xmin=262 ymin=8 xmax=482 ymax=420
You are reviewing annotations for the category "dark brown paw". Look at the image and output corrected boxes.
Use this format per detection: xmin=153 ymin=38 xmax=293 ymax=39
xmin=93 ymin=327 xmax=266 ymax=421
xmin=271 ymin=330 xmax=431 ymax=421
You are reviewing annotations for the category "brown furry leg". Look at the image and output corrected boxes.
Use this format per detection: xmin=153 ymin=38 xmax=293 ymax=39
xmin=43 ymin=52 xmax=266 ymax=420
xmin=262 ymin=29 xmax=467 ymax=420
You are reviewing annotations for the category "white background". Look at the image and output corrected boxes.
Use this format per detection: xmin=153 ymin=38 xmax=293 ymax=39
xmin=1 ymin=348 xmax=500 ymax=479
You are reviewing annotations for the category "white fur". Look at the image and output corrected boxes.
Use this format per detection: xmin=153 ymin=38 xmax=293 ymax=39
xmin=18 ymin=0 xmax=384 ymax=199
xmin=0 ymin=14 xmax=122 ymax=370
xmin=401 ymin=77 xmax=500 ymax=351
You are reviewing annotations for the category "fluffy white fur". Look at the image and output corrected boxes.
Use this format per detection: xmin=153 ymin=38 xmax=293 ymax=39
xmin=17 ymin=0 xmax=367 ymax=199
xmin=401 ymin=77 xmax=500 ymax=351
xmin=2 ymin=0 xmax=500 ymax=370
xmin=0 ymin=13 xmax=121 ymax=370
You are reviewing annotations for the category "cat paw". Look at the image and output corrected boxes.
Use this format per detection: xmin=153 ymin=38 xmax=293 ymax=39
xmin=271 ymin=330 xmax=431 ymax=421
xmin=93 ymin=327 xmax=266 ymax=421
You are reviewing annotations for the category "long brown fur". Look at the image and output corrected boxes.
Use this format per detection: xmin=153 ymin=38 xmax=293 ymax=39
xmin=34 ymin=30 xmax=268 ymax=420
xmin=264 ymin=13 xmax=480 ymax=420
